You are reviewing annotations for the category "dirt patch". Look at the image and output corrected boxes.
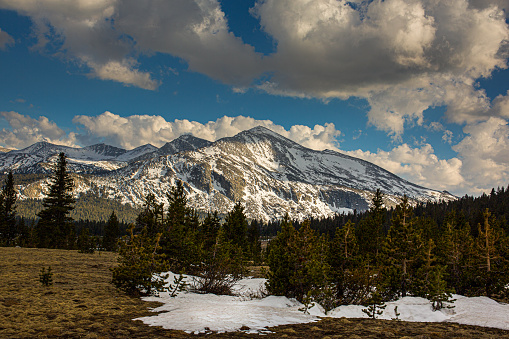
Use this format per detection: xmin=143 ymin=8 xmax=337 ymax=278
xmin=1 ymin=247 xmax=508 ymax=338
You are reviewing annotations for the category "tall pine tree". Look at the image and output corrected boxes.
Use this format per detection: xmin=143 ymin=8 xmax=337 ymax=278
xmin=382 ymin=195 xmax=423 ymax=298
xmin=36 ymin=152 xmax=75 ymax=249
xmin=103 ymin=211 xmax=120 ymax=251
xmin=0 ymin=172 xmax=17 ymax=246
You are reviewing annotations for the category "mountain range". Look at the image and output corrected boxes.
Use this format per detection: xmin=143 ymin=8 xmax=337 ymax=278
xmin=0 ymin=126 xmax=456 ymax=221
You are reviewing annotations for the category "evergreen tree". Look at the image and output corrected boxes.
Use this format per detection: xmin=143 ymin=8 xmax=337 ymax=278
xmin=362 ymin=289 xmax=384 ymax=319
xmin=356 ymin=189 xmax=385 ymax=263
xmin=103 ymin=211 xmax=120 ymax=251
xmin=426 ymin=265 xmax=456 ymax=311
xmin=160 ymin=181 xmax=200 ymax=271
xmin=329 ymin=220 xmax=373 ymax=305
xmin=77 ymin=227 xmax=96 ymax=254
xmin=223 ymin=202 xmax=249 ymax=256
xmin=135 ymin=193 xmax=164 ymax=237
xmin=266 ymin=217 xmax=329 ymax=304
xmin=247 ymin=219 xmax=262 ymax=264
xmin=382 ymin=195 xmax=423 ymax=298
xmin=194 ymin=224 xmax=246 ymax=295
xmin=200 ymin=211 xmax=221 ymax=252
xmin=474 ymin=209 xmax=508 ymax=297
xmin=266 ymin=214 xmax=298 ymax=297
xmin=362 ymin=290 xmax=386 ymax=319
xmin=36 ymin=153 xmax=75 ymax=249
xmin=438 ymin=219 xmax=474 ymax=295
xmin=111 ymin=225 xmax=169 ymax=296
xmin=0 ymin=171 xmax=17 ymax=245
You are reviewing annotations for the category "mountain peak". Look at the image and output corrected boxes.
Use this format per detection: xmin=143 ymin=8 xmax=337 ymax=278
xmin=222 ymin=126 xmax=302 ymax=151
xmin=159 ymin=134 xmax=212 ymax=155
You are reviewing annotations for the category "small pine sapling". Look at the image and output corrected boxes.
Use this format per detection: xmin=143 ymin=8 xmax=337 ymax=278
xmin=427 ymin=267 xmax=456 ymax=311
xmin=111 ymin=225 xmax=169 ymax=296
xmin=362 ymin=290 xmax=386 ymax=319
xmin=298 ymin=290 xmax=316 ymax=315
xmin=39 ymin=266 xmax=53 ymax=287
xmin=391 ymin=305 xmax=401 ymax=321
xmin=167 ymin=274 xmax=187 ymax=297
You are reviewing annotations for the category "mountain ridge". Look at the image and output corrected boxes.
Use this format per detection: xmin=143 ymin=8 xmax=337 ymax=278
xmin=1 ymin=127 xmax=456 ymax=221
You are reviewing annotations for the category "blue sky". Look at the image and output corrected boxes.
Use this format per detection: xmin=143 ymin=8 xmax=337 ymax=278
xmin=0 ymin=0 xmax=508 ymax=197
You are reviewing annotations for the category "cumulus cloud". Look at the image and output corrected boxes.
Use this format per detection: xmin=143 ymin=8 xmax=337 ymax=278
xmin=0 ymin=111 xmax=77 ymax=149
xmin=343 ymin=117 xmax=509 ymax=195
xmin=453 ymin=117 xmax=509 ymax=193
xmin=114 ymin=0 xmax=263 ymax=86
xmin=253 ymin=0 xmax=509 ymax=135
xmin=0 ymin=0 xmax=262 ymax=89
xmin=73 ymin=111 xmax=341 ymax=151
xmin=89 ymin=59 xmax=160 ymax=90
xmin=0 ymin=0 xmax=156 ymax=89
xmin=345 ymin=144 xmax=464 ymax=191
xmin=1 ymin=0 xmax=508 ymax=136
xmin=0 ymin=28 xmax=14 ymax=50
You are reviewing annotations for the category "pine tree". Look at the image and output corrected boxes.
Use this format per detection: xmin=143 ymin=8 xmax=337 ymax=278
xmin=266 ymin=217 xmax=330 ymax=305
xmin=77 ymin=227 xmax=96 ymax=254
xmin=266 ymin=214 xmax=298 ymax=297
xmin=223 ymin=202 xmax=249 ymax=256
xmin=356 ymin=189 xmax=385 ymax=264
xmin=161 ymin=181 xmax=192 ymax=269
xmin=102 ymin=211 xmax=120 ymax=251
xmin=194 ymin=224 xmax=246 ymax=295
xmin=382 ymin=195 xmax=423 ymax=298
xmin=247 ymin=219 xmax=262 ymax=264
xmin=362 ymin=290 xmax=386 ymax=319
xmin=135 ymin=193 xmax=164 ymax=237
xmin=426 ymin=265 xmax=455 ymax=311
xmin=439 ymin=219 xmax=474 ymax=295
xmin=111 ymin=225 xmax=169 ymax=296
xmin=330 ymin=220 xmax=373 ymax=305
xmin=0 ymin=172 xmax=17 ymax=245
xmin=200 ymin=211 xmax=220 ymax=252
xmin=36 ymin=153 xmax=75 ymax=249
xmin=475 ymin=209 xmax=508 ymax=297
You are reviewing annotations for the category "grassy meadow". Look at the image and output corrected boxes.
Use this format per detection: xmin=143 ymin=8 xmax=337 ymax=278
xmin=1 ymin=247 xmax=508 ymax=338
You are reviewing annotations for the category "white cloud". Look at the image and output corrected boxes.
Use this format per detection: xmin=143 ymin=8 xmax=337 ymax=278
xmin=1 ymin=0 xmax=508 ymax=136
xmin=0 ymin=0 xmax=158 ymax=89
xmin=343 ymin=117 xmax=509 ymax=195
xmin=345 ymin=144 xmax=464 ymax=191
xmin=89 ymin=59 xmax=160 ymax=90
xmin=252 ymin=0 xmax=509 ymax=135
xmin=0 ymin=28 xmax=14 ymax=50
xmin=0 ymin=0 xmax=262 ymax=89
xmin=2 ymin=110 xmax=507 ymax=196
xmin=114 ymin=0 xmax=264 ymax=86
xmin=452 ymin=117 xmax=509 ymax=193
xmin=0 ymin=111 xmax=77 ymax=149
xmin=72 ymin=112 xmax=342 ymax=151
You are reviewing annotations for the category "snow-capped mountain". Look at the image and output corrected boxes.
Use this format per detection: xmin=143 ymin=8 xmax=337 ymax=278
xmin=2 ymin=127 xmax=456 ymax=221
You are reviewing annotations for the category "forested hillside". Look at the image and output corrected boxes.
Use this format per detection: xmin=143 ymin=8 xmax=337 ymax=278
xmin=16 ymin=192 xmax=140 ymax=223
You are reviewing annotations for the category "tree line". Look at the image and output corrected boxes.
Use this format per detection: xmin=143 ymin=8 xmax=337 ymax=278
xmin=265 ymin=189 xmax=509 ymax=312
xmin=1 ymin=153 xmax=508 ymax=308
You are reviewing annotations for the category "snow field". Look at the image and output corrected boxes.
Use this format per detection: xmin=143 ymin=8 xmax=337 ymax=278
xmin=135 ymin=273 xmax=509 ymax=334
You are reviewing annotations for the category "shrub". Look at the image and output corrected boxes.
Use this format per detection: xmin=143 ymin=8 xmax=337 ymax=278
xmin=39 ymin=266 xmax=53 ymax=287
xmin=111 ymin=225 xmax=169 ymax=296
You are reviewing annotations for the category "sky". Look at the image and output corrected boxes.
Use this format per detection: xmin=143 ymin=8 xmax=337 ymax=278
xmin=0 ymin=0 xmax=508 ymax=197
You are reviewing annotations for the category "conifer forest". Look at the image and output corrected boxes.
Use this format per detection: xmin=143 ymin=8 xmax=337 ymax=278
xmin=1 ymin=153 xmax=508 ymax=311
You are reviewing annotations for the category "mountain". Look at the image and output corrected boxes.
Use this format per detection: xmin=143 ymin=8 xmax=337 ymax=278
xmin=158 ymin=134 xmax=212 ymax=155
xmin=2 ymin=128 xmax=456 ymax=221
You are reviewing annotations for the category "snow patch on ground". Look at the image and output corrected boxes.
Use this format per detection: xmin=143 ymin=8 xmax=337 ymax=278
xmin=136 ymin=275 xmax=509 ymax=334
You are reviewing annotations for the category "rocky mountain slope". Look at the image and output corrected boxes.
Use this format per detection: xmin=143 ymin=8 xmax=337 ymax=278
xmin=1 ymin=127 xmax=455 ymax=221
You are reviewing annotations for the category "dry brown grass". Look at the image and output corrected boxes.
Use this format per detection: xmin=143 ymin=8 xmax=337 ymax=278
xmin=1 ymin=247 xmax=508 ymax=338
